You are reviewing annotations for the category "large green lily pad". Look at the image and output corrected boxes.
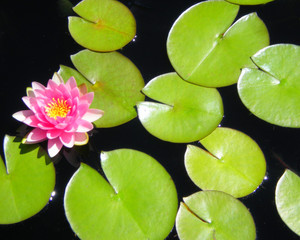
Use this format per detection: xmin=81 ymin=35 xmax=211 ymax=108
xmin=58 ymin=49 xmax=145 ymax=128
xmin=176 ymin=191 xmax=256 ymax=240
xmin=137 ymin=72 xmax=223 ymax=143
xmin=275 ymin=169 xmax=300 ymax=236
xmin=64 ymin=149 xmax=178 ymax=240
xmin=167 ymin=0 xmax=269 ymax=87
xmin=0 ymin=135 xmax=55 ymax=224
xmin=69 ymin=0 xmax=136 ymax=51
xmin=238 ymin=44 xmax=300 ymax=128
xmin=185 ymin=127 xmax=266 ymax=198
xmin=226 ymin=0 xmax=273 ymax=5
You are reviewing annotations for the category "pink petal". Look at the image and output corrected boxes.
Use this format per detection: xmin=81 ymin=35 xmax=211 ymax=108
xmin=22 ymin=96 xmax=44 ymax=115
xmin=71 ymin=87 xmax=80 ymax=99
xmin=35 ymin=112 xmax=48 ymax=123
xmin=57 ymin=84 xmax=70 ymax=98
xmin=51 ymin=87 xmax=64 ymax=99
xmin=77 ymin=103 xmax=89 ymax=117
xmin=37 ymin=122 xmax=54 ymax=130
xmin=75 ymin=119 xmax=94 ymax=132
xmin=33 ymin=89 xmax=47 ymax=98
xmin=32 ymin=82 xmax=46 ymax=91
xmin=12 ymin=110 xmax=34 ymax=122
xmin=47 ymin=129 xmax=62 ymax=139
xmin=69 ymin=104 xmax=77 ymax=116
xmin=65 ymin=125 xmax=77 ymax=133
xmin=72 ymin=97 xmax=79 ymax=108
xmin=48 ymin=138 xmax=63 ymax=157
xmin=82 ymin=109 xmax=104 ymax=122
xmin=22 ymin=96 xmax=37 ymax=112
xmin=55 ymin=122 xmax=68 ymax=129
xmin=64 ymin=119 xmax=78 ymax=132
xmin=66 ymin=97 xmax=73 ymax=106
xmin=66 ymin=77 xmax=77 ymax=90
xmin=44 ymin=111 xmax=59 ymax=125
xmin=26 ymin=128 xmax=47 ymax=143
xmin=59 ymin=132 xmax=75 ymax=148
xmin=62 ymin=116 xmax=73 ymax=124
xmin=47 ymin=80 xmax=59 ymax=89
xmin=36 ymin=98 xmax=49 ymax=111
xmin=80 ymin=92 xmax=94 ymax=105
xmin=44 ymin=88 xmax=57 ymax=99
xmin=74 ymin=132 xmax=89 ymax=146
xmin=55 ymin=115 xmax=73 ymax=124
xmin=23 ymin=115 xmax=40 ymax=127
xmin=55 ymin=116 xmax=66 ymax=123
xmin=31 ymin=98 xmax=46 ymax=114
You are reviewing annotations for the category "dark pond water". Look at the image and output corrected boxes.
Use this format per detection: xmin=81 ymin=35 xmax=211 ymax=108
xmin=0 ymin=0 xmax=300 ymax=239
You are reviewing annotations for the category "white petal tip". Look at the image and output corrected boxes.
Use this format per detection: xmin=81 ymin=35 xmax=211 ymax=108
xmin=12 ymin=110 xmax=33 ymax=122
xmin=82 ymin=109 xmax=104 ymax=122
xmin=48 ymin=139 xmax=63 ymax=158
xmin=52 ymin=72 xmax=64 ymax=84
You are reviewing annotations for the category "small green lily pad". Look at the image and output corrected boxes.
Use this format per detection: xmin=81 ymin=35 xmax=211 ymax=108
xmin=167 ymin=0 xmax=269 ymax=87
xmin=69 ymin=0 xmax=136 ymax=51
xmin=238 ymin=44 xmax=300 ymax=128
xmin=58 ymin=49 xmax=145 ymax=128
xmin=137 ymin=72 xmax=223 ymax=143
xmin=185 ymin=127 xmax=266 ymax=198
xmin=0 ymin=135 xmax=55 ymax=224
xmin=275 ymin=169 xmax=300 ymax=236
xmin=176 ymin=191 xmax=256 ymax=240
xmin=64 ymin=149 xmax=178 ymax=240
xmin=225 ymin=0 xmax=273 ymax=5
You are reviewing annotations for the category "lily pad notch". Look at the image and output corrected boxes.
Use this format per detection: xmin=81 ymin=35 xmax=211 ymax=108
xmin=64 ymin=148 xmax=178 ymax=240
xmin=184 ymin=127 xmax=266 ymax=198
xmin=0 ymin=135 xmax=55 ymax=224
xmin=137 ymin=72 xmax=223 ymax=143
xmin=167 ymin=0 xmax=269 ymax=87
xmin=68 ymin=0 xmax=136 ymax=52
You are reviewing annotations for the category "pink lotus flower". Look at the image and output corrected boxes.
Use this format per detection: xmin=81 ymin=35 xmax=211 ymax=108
xmin=13 ymin=73 xmax=104 ymax=157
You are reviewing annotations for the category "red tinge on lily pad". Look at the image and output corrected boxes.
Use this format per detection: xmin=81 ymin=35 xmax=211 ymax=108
xmin=13 ymin=73 xmax=104 ymax=157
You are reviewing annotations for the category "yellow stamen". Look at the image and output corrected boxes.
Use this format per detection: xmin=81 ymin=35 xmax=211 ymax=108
xmin=45 ymin=98 xmax=71 ymax=120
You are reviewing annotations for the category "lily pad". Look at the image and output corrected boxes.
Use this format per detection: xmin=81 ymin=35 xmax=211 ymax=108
xmin=0 ymin=135 xmax=55 ymax=224
xmin=64 ymin=149 xmax=178 ymax=240
xmin=226 ymin=0 xmax=273 ymax=5
xmin=275 ymin=169 xmax=300 ymax=236
xmin=167 ymin=0 xmax=269 ymax=87
xmin=68 ymin=0 xmax=136 ymax=51
xmin=238 ymin=44 xmax=300 ymax=128
xmin=58 ymin=49 xmax=145 ymax=128
xmin=137 ymin=72 xmax=223 ymax=143
xmin=185 ymin=127 xmax=266 ymax=198
xmin=176 ymin=190 xmax=256 ymax=240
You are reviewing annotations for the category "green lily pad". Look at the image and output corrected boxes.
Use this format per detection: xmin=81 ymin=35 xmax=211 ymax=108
xmin=226 ymin=0 xmax=273 ymax=5
xmin=185 ymin=127 xmax=266 ymax=198
xmin=137 ymin=72 xmax=223 ymax=143
xmin=176 ymin=191 xmax=256 ymax=240
xmin=0 ymin=135 xmax=55 ymax=224
xmin=69 ymin=0 xmax=136 ymax=51
xmin=275 ymin=169 xmax=300 ymax=236
xmin=167 ymin=0 xmax=269 ymax=87
xmin=64 ymin=149 xmax=178 ymax=240
xmin=58 ymin=49 xmax=145 ymax=128
xmin=238 ymin=44 xmax=300 ymax=128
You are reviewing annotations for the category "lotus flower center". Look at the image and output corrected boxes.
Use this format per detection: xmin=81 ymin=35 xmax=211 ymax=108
xmin=45 ymin=98 xmax=71 ymax=120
